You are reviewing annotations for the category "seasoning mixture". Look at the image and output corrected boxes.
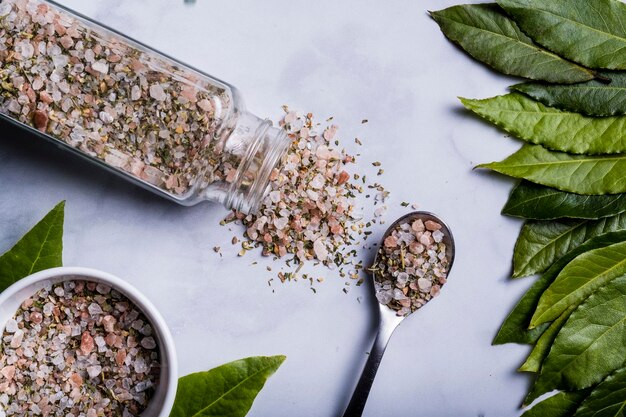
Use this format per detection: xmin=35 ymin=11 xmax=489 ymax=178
xmin=0 ymin=0 xmax=234 ymax=196
xmin=0 ymin=280 xmax=159 ymax=417
xmin=221 ymin=110 xmax=390 ymax=285
xmin=371 ymin=217 xmax=449 ymax=316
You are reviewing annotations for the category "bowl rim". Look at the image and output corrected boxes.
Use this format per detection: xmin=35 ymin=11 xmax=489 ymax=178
xmin=0 ymin=266 xmax=178 ymax=417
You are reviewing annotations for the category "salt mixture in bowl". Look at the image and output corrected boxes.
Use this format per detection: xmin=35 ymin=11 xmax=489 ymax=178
xmin=0 ymin=267 xmax=177 ymax=417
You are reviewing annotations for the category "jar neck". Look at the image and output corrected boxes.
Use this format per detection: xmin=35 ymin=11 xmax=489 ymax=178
xmin=201 ymin=111 xmax=290 ymax=214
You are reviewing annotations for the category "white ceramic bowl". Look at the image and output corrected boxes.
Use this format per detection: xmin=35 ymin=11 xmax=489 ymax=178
xmin=0 ymin=267 xmax=177 ymax=417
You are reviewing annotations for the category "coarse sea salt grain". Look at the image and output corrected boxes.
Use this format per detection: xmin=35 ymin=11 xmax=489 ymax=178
xmin=91 ymin=60 xmax=109 ymax=74
xmin=4 ymin=319 xmax=17 ymax=334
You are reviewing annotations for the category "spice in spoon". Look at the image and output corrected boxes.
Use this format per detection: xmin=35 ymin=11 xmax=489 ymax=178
xmin=371 ymin=217 xmax=449 ymax=316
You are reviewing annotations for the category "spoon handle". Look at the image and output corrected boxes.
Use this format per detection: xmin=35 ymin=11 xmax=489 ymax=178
xmin=342 ymin=312 xmax=400 ymax=417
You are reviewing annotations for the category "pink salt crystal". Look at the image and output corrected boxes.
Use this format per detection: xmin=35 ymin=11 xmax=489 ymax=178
xmin=226 ymin=168 xmax=237 ymax=183
xmin=69 ymin=387 xmax=81 ymax=401
xmin=331 ymin=224 xmax=343 ymax=235
xmin=417 ymin=278 xmax=432 ymax=292
xmin=180 ymin=86 xmax=198 ymax=102
xmin=313 ymin=238 xmax=328 ymax=261
xmin=91 ymin=60 xmax=109 ymax=74
xmin=23 ymin=84 xmax=36 ymax=102
xmin=107 ymin=54 xmax=122 ymax=63
xmin=127 ymin=335 xmax=138 ymax=348
xmin=165 ymin=175 xmax=179 ymax=190
xmin=39 ymin=91 xmax=53 ymax=104
xmin=1 ymin=365 xmax=16 ymax=381
xmin=130 ymin=160 xmax=145 ymax=177
xmin=69 ymin=372 xmax=83 ymax=387
xmin=284 ymin=111 xmax=297 ymax=124
xmin=337 ymin=171 xmax=350 ymax=185
xmin=105 ymin=333 xmax=117 ymax=346
xmin=419 ymin=232 xmax=433 ymax=246
xmin=3 ymin=383 xmax=14 ymax=395
xmin=102 ymin=315 xmax=117 ymax=333
xmin=149 ymin=84 xmax=166 ymax=101
xmin=430 ymin=285 xmax=441 ymax=297
xmin=412 ymin=220 xmax=425 ymax=232
xmin=80 ymin=331 xmax=95 ymax=355
xmin=425 ymin=220 xmax=442 ymax=231
xmin=409 ymin=242 xmax=424 ymax=254
xmin=59 ymin=35 xmax=74 ymax=49
xmin=32 ymin=78 xmax=44 ymax=90
xmin=115 ymin=348 xmax=127 ymax=367
xmin=384 ymin=235 xmax=398 ymax=248
xmin=29 ymin=311 xmax=43 ymax=324
xmin=10 ymin=329 xmax=23 ymax=348
xmin=197 ymin=99 xmax=213 ymax=112
xmin=399 ymin=298 xmax=411 ymax=308
xmin=323 ymin=125 xmax=338 ymax=141
xmin=315 ymin=145 xmax=331 ymax=160
xmin=54 ymin=22 xmax=66 ymax=35
xmin=33 ymin=110 xmax=48 ymax=132
xmin=278 ymin=245 xmax=287 ymax=257
xmin=130 ymin=58 xmax=145 ymax=72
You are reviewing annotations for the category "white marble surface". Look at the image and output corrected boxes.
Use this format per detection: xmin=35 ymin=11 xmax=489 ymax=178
xmin=0 ymin=1 xmax=542 ymax=416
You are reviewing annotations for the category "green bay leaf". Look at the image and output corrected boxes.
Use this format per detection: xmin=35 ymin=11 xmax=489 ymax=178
xmin=512 ymin=214 xmax=626 ymax=278
xmin=531 ymin=240 xmax=626 ymax=327
xmin=169 ymin=355 xmax=285 ymax=417
xmin=462 ymin=94 xmax=626 ymax=155
xmin=430 ymin=4 xmax=593 ymax=83
xmin=495 ymin=230 xmax=626 ymax=345
xmin=519 ymin=306 xmax=574 ymax=373
xmin=527 ymin=275 xmax=626 ymax=403
xmin=478 ymin=144 xmax=626 ymax=195
xmin=521 ymin=390 xmax=590 ymax=417
xmin=497 ymin=0 xmax=626 ymax=70
xmin=574 ymin=367 xmax=626 ymax=417
xmin=512 ymin=72 xmax=626 ymax=117
xmin=0 ymin=201 xmax=65 ymax=292
xmin=503 ymin=181 xmax=626 ymax=221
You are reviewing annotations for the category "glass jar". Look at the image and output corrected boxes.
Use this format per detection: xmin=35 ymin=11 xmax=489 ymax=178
xmin=0 ymin=0 xmax=290 ymax=214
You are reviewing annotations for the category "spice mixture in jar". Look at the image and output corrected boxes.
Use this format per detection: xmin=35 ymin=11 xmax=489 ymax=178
xmin=0 ymin=280 xmax=159 ymax=417
xmin=371 ymin=217 xmax=450 ymax=316
xmin=0 ymin=0 xmax=237 ymax=197
xmin=221 ymin=109 xmax=390 ymax=285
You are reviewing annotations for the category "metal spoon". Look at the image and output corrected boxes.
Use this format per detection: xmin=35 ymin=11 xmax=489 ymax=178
xmin=342 ymin=211 xmax=456 ymax=417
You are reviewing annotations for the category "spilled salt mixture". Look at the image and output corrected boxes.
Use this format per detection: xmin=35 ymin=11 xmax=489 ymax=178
xmin=215 ymin=109 xmax=391 ymax=291
xmin=371 ymin=218 xmax=449 ymax=316
xmin=0 ymin=280 xmax=159 ymax=417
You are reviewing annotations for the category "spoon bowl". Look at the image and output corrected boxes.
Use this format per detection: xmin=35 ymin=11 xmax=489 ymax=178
xmin=374 ymin=211 xmax=455 ymax=288
xmin=342 ymin=211 xmax=455 ymax=417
